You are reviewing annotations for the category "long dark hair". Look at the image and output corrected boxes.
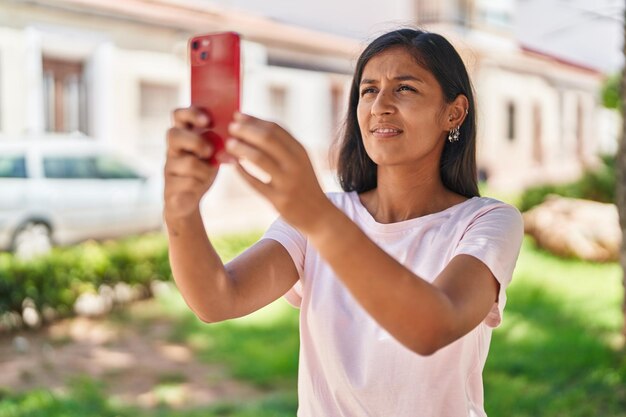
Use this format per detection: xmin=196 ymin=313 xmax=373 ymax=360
xmin=335 ymin=28 xmax=479 ymax=198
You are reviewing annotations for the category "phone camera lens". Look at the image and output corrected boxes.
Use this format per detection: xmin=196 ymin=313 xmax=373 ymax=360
xmin=191 ymin=40 xmax=200 ymax=50
xmin=200 ymin=51 xmax=208 ymax=60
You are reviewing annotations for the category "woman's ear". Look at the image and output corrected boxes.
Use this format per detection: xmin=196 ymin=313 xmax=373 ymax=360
xmin=446 ymin=95 xmax=469 ymax=130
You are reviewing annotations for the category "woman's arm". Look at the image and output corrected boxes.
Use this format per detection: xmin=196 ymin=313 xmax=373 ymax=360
xmin=165 ymin=108 xmax=299 ymax=323
xmin=226 ymin=113 xmax=500 ymax=355
xmin=305 ymin=206 xmax=498 ymax=355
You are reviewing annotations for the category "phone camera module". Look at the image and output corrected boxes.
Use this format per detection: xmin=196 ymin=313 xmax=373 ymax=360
xmin=200 ymin=51 xmax=208 ymax=60
xmin=191 ymin=40 xmax=200 ymax=50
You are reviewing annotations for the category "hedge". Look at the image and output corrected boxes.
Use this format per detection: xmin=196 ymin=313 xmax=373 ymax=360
xmin=518 ymin=154 xmax=616 ymax=212
xmin=0 ymin=233 xmax=171 ymax=328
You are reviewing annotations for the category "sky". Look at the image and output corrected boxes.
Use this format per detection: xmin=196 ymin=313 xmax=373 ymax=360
xmin=515 ymin=0 xmax=623 ymax=73
xmin=200 ymin=0 xmax=624 ymax=74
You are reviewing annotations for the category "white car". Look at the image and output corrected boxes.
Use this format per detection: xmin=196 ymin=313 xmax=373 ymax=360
xmin=0 ymin=137 xmax=164 ymax=258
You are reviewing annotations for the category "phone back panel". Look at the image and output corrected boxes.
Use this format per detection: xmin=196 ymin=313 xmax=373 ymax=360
xmin=190 ymin=32 xmax=241 ymax=165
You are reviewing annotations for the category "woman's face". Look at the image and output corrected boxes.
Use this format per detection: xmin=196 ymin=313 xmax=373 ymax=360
xmin=357 ymin=46 xmax=450 ymax=167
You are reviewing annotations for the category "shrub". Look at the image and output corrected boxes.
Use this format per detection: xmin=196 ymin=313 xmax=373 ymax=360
xmin=518 ymin=154 xmax=615 ymax=212
xmin=0 ymin=233 xmax=171 ymax=325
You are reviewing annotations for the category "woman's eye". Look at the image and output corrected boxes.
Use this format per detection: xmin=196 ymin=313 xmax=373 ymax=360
xmin=360 ymin=88 xmax=376 ymax=96
xmin=398 ymin=85 xmax=416 ymax=92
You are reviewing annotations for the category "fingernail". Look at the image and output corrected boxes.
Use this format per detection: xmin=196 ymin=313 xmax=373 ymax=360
xmin=199 ymin=114 xmax=209 ymax=125
xmin=228 ymin=122 xmax=238 ymax=131
xmin=225 ymin=138 xmax=237 ymax=150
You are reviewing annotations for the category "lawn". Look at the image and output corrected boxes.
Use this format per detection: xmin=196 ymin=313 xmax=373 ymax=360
xmin=0 ymin=232 xmax=624 ymax=417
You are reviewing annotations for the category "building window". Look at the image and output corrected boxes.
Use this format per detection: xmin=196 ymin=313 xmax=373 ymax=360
xmin=475 ymin=0 xmax=514 ymax=29
xmin=330 ymin=83 xmax=345 ymax=139
xmin=416 ymin=0 xmax=475 ymax=26
xmin=415 ymin=0 xmax=441 ymax=24
xmin=532 ymin=104 xmax=543 ymax=164
xmin=576 ymin=99 xmax=585 ymax=161
xmin=269 ymin=85 xmax=288 ymax=124
xmin=506 ymin=102 xmax=516 ymax=141
xmin=42 ymin=57 xmax=88 ymax=134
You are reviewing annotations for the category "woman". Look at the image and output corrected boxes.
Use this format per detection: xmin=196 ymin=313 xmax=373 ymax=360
xmin=164 ymin=29 xmax=524 ymax=416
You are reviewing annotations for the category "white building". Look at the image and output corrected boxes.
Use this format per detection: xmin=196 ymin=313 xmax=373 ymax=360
xmin=415 ymin=0 xmax=610 ymax=189
xmin=0 ymin=0 xmax=614 ymax=235
xmin=208 ymin=0 xmax=616 ymax=189
xmin=0 ymin=0 xmax=357 ymax=234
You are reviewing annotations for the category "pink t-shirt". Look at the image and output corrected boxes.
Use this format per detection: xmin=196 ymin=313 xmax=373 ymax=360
xmin=262 ymin=191 xmax=524 ymax=417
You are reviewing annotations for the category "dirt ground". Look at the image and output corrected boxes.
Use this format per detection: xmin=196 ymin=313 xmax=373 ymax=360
xmin=0 ymin=298 xmax=263 ymax=409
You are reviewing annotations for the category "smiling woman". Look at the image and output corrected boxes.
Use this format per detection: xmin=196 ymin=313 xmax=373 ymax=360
xmin=163 ymin=28 xmax=524 ymax=417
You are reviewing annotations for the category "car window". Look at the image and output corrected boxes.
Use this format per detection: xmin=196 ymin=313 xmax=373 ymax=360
xmin=43 ymin=157 xmax=98 ymax=179
xmin=0 ymin=156 xmax=27 ymax=178
xmin=95 ymin=156 xmax=142 ymax=179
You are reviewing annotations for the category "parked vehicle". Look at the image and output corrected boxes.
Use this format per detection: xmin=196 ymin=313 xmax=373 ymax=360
xmin=0 ymin=137 xmax=164 ymax=258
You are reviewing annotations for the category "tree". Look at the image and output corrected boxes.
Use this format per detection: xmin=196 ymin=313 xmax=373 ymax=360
xmin=603 ymin=73 xmax=620 ymax=109
xmin=619 ymin=2 xmax=626 ymax=340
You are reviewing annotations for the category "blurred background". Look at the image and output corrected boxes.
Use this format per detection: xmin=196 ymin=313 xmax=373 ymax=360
xmin=0 ymin=0 xmax=624 ymax=416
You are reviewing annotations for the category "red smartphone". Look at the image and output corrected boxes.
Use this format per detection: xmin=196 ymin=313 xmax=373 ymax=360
xmin=189 ymin=32 xmax=241 ymax=165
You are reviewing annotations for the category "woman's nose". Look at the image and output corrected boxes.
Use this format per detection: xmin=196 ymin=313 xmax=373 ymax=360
xmin=371 ymin=91 xmax=395 ymax=116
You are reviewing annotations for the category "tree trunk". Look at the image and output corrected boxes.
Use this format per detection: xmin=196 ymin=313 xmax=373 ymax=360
xmin=620 ymin=2 xmax=626 ymax=340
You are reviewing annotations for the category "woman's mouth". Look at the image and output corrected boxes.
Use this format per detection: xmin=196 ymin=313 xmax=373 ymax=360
xmin=371 ymin=128 xmax=403 ymax=138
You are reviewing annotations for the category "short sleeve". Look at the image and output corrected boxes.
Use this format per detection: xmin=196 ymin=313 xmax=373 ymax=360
xmin=453 ymin=204 xmax=524 ymax=327
xmin=261 ymin=216 xmax=306 ymax=308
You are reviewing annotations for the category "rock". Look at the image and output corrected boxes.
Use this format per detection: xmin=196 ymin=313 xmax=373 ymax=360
xmin=21 ymin=298 xmax=41 ymax=328
xmin=12 ymin=336 xmax=30 ymax=353
xmin=523 ymin=196 xmax=621 ymax=262
xmin=42 ymin=305 xmax=57 ymax=322
xmin=150 ymin=280 xmax=171 ymax=297
xmin=114 ymin=282 xmax=134 ymax=304
xmin=1 ymin=311 xmax=23 ymax=331
xmin=74 ymin=292 xmax=113 ymax=317
xmin=22 ymin=306 xmax=41 ymax=328
xmin=98 ymin=284 xmax=115 ymax=306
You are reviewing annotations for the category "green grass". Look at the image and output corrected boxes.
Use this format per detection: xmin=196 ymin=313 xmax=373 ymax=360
xmin=1 ymin=232 xmax=624 ymax=416
xmin=159 ymin=230 xmax=300 ymax=388
xmin=484 ymin=237 xmax=625 ymax=416
xmin=0 ymin=377 xmax=298 ymax=417
xmin=162 ymin=286 xmax=299 ymax=389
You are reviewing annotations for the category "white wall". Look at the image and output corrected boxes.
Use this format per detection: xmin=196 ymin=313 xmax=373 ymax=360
xmin=516 ymin=0 xmax=624 ymax=73
xmin=0 ymin=27 xmax=30 ymax=137
xmin=476 ymin=64 xmax=596 ymax=190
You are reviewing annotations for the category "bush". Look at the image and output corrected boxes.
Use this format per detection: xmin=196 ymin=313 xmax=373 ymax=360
xmin=518 ymin=154 xmax=615 ymax=212
xmin=0 ymin=233 xmax=171 ymax=324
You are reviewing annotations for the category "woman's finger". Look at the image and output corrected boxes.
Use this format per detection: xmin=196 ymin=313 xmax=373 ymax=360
xmin=234 ymin=160 xmax=274 ymax=197
xmin=164 ymin=173 xmax=205 ymax=191
xmin=172 ymin=107 xmax=210 ymax=129
xmin=228 ymin=114 xmax=295 ymax=163
xmin=225 ymin=138 xmax=281 ymax=179
xmin=164 ymin=154 xmax=216 ymax=183
xmin=167 ymin=127 xmax=214 ymax=159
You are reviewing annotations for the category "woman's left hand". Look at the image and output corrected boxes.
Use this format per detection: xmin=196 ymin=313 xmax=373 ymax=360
xmin=226 ymin=112 xmax=331 ymax=233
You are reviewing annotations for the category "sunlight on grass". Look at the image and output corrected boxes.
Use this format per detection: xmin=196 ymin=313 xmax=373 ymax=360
xmin=2 ymin=230 xmax=625 ymax=417
xmin=484 ymin=236 xmax=625 ymax=417
xmin=152 ymin=230 xmax=300 ymax=390
xmin=513 ymin=237 xmax=622 ymax=331
xmin=499 ymin=315 xmax=550 ymax=344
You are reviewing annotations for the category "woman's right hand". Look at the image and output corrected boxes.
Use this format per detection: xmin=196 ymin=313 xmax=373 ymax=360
xmin=164 ymin=106 xmax=219 ymax=221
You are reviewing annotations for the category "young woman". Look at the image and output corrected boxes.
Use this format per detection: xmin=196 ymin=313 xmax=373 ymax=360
xmin=164 ymin=28 xmax=524 ymax=416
